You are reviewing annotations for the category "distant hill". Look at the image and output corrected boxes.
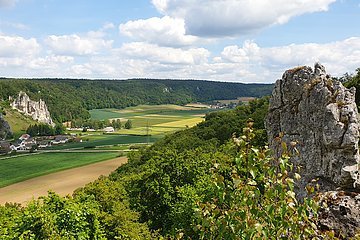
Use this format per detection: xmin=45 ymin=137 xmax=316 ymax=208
xmin=0 ymin=78 xmax=273 ymax=123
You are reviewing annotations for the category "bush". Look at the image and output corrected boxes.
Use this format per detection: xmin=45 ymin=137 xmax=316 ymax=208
xmin=192 ymin=122 xmax=326 ymax=239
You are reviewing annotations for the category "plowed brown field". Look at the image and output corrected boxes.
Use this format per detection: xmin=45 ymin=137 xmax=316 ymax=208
xmin=0 ymin=157 xmax=127 ymax=205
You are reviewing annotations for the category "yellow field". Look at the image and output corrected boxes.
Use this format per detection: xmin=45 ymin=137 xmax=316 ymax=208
xmin=154 ymin=117 xmax=204 ymax=128
xmin=90 ymin=104 xmax=214 ymax=136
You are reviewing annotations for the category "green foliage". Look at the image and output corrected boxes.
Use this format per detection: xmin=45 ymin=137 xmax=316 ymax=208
xmin=26 ymin=123 xmax=55 ymax=136
xmin=192 ymin=123 xmax=323 ymax=239
xmin=344 ymin=68 xmax=360 ymax=106
xmin=124 ymin=120 xmax=132 ymax=129
xmin=193 ymin=96 xmax=269 ymax=145
xmin=111 ymin=119 xmax=122 ymax=129
xmin=55 ymin=123 xmax=66 ymax=135
xmin=1 ymin=97 xmax=335 ymax=239
xmin=0 ymin=78 xmax=272 ymax=122
xmin=0 ymin=192 xmax=106 ymax=239
xmin=74 ymin=177 xmax=153 ymax=239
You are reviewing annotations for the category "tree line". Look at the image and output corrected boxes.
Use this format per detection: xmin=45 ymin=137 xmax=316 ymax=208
xmin=0 ymin=78 xmax=273 ymax=123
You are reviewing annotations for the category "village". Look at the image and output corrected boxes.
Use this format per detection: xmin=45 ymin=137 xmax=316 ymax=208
xmin=0 ymin=133 xmax=75 ymax=154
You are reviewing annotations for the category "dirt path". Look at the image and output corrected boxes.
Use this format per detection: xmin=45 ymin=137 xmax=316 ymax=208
xmin=0 ymin=157 xmax=127 ymax=205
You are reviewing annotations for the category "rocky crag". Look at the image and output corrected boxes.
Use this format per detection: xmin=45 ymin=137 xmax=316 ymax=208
xmin=266 ymin=63 xmax=360 ymax=237
xmin=0 ymin=113 xmax=12 ymax=140
xmin=10 ymin=91 xmax=55 ymax=127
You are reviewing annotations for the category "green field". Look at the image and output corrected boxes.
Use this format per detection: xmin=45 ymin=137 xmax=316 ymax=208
xmin=49 ymin=134 xmax=162 ymax=150
xmin=0 ymin=104 xmax=215 ymax=188
xmin=89 ymin=104 xmax=214 ymax=136
xmin=0 ymin=152 xmax=119 ymax=188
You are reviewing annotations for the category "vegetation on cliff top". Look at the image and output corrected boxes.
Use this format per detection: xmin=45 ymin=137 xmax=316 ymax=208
xmin=0 ymin=98 xmax=337 ymax=239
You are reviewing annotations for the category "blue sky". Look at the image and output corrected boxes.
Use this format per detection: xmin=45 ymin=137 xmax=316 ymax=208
xmin=0 ymin=0 xmax=359 ymax=83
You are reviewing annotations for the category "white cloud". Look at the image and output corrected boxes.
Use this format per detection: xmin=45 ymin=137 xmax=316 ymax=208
xmin=70 ymin=64 xmax=92 ymax=76
xmin=120 ymin=16 xmax=198 ymax=47
xmin=0 ymin=35 xmax=39 ymax=57
xmin=0 ymin=0 xmax=16 ymax=8
xmin=152 ymin=0 xmax=336 ymax=37
xmin=28 ymin=55 xmax=74 ymax=70
xmin=45 ymin=34 xmax=113 ymax=56
xmin=119 ymin=42 xmax=209 ymax=65
xmin=215 ymin=37 xmax=360 ymax=82
xmin=0 ymin=32 xmax=359 ymax=83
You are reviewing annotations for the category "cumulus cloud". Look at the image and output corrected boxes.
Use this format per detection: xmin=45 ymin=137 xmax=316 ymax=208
xmin=0 ymin=32 xmax=359 ymax=83
xmin=152 ymin=0 xmax=336 ymax=37
xmin=216 ymin=37 xmax=360 ymax=81
xmin=120 ymin=16 xmax=198 ymax=47
xmin=0 ymin=0 xmax=16 ymax=8
xmin=119 ymin=42 xmax=210 ymax=65
xmin=0 ymin=35 xmax=39 ymax=57
xmin=45 ymin=34 xmax=113 ymax=56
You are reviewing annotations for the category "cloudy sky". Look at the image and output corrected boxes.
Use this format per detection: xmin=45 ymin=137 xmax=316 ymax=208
xmin=0 ymin=0 xmax=359 ymax=83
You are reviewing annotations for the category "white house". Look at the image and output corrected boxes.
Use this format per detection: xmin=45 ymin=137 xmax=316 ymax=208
xmin=103 ymin=127 xmax=115 ymax=133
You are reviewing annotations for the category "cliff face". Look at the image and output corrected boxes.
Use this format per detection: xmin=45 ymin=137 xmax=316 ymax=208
xmin=266 ymin=63 xmax=360 ymax=195
xmin=0 ymin=114 xmax=12 ymax=140
xmin=11 ymin=91 xmax=55 ymax=127
xmin=266 ymin=63 xmax=360 ymax=237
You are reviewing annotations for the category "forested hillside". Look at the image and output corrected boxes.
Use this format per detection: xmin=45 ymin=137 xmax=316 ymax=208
xmin=0 ymin=78 xmax=273 ymax=122
xmin=0 ymin=98 xmax=330 ymax=239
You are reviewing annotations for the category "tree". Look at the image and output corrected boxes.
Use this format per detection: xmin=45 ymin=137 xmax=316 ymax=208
xmin=55 ymin=123 xmax=65 ymax=135
xmin=111 ymin=119 xmax=121 ymax=129
xmin=193 ymin=122 xmax=323 ymax=239
xmin=125 ymin=120 xmax=132 ymax=129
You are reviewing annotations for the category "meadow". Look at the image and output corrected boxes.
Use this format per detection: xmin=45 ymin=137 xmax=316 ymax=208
xmin=49 ymin=134 xmax=162 ymax=150
xmin=3 ymin=108 xmax=37 ymax=138
xmin=89 ymin=104 xmax=214 ymax=136
xmin=0 ymin=152 xmax=119 ymax=188
xmin=0 ymin=104 xmax=215 ymax=189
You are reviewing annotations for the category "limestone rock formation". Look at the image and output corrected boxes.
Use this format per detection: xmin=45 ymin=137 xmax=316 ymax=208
xmin=0 ymin=114 xmax=12 ymax=140
xmin=266 ymin=63 xmax=360 ymax=196
xmin=317 ymin=191 xmax=360 ymax=238
xmin=11 ymin=91 xmax=55 ymax=126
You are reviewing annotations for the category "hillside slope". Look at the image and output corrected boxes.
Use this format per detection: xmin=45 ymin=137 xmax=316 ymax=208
xmin=0 ymin=78 xmax=273 ymax=122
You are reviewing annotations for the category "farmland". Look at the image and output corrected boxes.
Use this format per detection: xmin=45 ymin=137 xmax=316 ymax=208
xmin=48 ymin=134 xmax=162 ymax=150
xmin=0 ymin=104 xmax=217 ymax=196
xmin=89 ymin=104 xmax=215 ymax=136
xmin=0 ymin=152 xmax=119 ymax=188
xmin=0 ymin=157 xmax=127 ymax=204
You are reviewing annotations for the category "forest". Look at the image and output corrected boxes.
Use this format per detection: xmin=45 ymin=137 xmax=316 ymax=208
xmin=0 ymin=97 xmax=331 ymax=239
xmin=0 ymin=78 xmax=273 ymax=123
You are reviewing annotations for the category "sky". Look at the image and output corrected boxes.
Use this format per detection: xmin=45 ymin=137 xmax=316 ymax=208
xmin=0 ymin=0 xmax=359 ymax=83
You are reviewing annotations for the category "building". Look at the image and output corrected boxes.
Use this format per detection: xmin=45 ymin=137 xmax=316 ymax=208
xmin=103 ymin=127 xmax=115 ymax=133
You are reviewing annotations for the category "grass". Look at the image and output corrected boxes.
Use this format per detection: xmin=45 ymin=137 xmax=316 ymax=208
xmin=153 ymin=117 xmax=204 ymax=128
xmin=89 ymin=104 xmax=215 ymax=136
xmin=0 ymin=152 xmax=119 ymax=188
xmin=49 ymin=134 xmax=162 ymax=150
xmin=3 ymin=108 xmax=37 ymax=137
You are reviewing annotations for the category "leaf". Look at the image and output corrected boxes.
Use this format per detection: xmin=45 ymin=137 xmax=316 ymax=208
xmin=249 ymin=169 xmax=256 ymax=179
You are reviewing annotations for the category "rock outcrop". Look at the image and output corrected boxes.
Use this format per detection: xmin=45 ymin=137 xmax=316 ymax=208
xmin=317 ymin=191 xmax=360 ymax=238
xmin=266 ymin=63 xmax=360 ymax=196
xmin=10 ymin=91 xmax=55 ymax=126
xmin=0 ymin=114 xmax=12 ymax=140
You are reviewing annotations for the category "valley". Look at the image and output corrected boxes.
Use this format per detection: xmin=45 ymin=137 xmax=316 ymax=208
xmin=0 ymin=103 xmax=219 ymax=192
